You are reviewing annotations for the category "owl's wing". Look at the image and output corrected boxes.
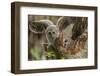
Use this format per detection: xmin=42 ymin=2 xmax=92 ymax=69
xmin=71 ymin=17 xmax=87 ymax=40
xmin=57 ymin=17 xmax=87 ymax=40
xmin=56 ymin=16 xmax=75 ymax=32
xmin=29 ymin=20 xmax=54 ymax=34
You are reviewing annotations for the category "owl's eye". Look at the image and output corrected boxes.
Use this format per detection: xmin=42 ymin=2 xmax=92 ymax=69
xmin=64 ymin=39 xmax=68 ymax=42
xmin=52 ymin=31 xmax=55 ymax=34
xmin=48 ymin=32 xmax=51 ymax=35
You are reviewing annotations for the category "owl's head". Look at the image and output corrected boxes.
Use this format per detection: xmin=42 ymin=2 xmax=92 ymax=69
xmin=45 ymin=25 xmax=59 ymax=44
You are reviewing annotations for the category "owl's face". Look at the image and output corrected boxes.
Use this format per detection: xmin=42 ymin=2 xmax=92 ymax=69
xmin=46 ymin=25 xmax=59 ymax=44
xmin=63 ymin=37 xmax=72 ymax=48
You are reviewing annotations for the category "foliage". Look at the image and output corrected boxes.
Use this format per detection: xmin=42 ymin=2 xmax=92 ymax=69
xmin=30 ymin=47 xmax=42 ymax=60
